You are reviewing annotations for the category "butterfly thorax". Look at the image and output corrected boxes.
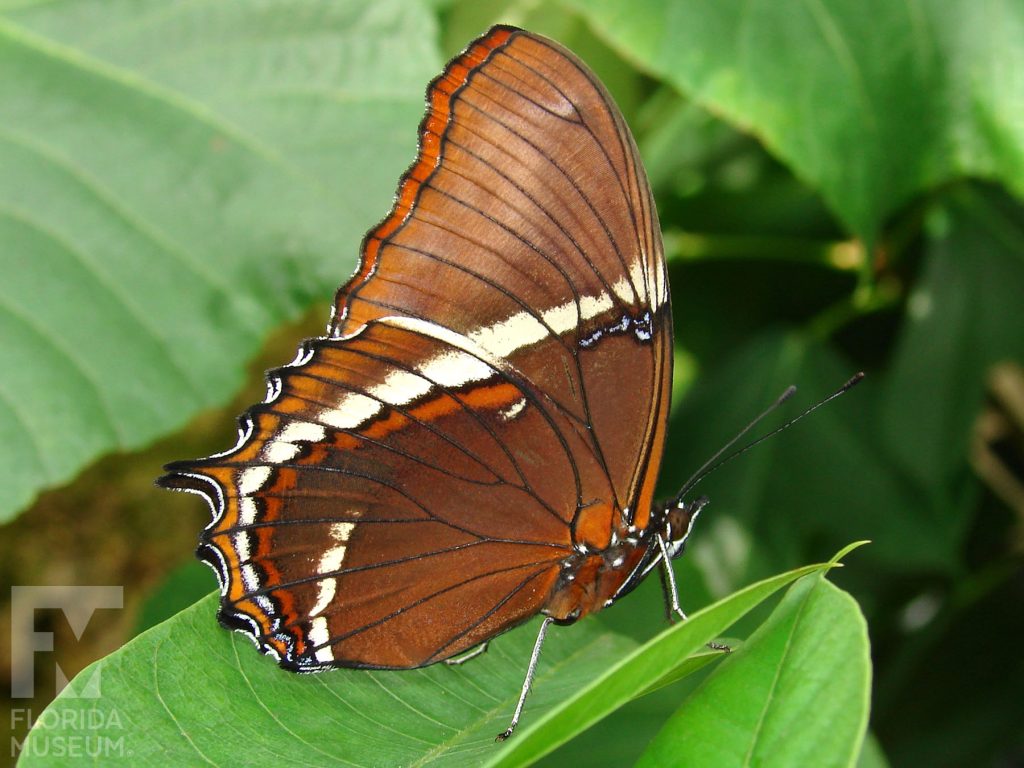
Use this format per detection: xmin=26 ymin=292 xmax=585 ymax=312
xmin=542 ymin=539 xmax=650 ymax=623
xmin=542 ymin=496 xmax=706 ymax=623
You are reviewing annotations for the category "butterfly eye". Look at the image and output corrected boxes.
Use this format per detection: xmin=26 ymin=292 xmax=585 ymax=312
xmin=665 ymin=495 xmax=708 ymax=544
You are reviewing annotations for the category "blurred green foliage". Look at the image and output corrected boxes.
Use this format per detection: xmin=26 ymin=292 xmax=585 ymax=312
xmin=3 ymin=0 xmax=1022 ymax=765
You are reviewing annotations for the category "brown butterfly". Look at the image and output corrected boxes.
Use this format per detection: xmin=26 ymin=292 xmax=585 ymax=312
xmin=161 ymin=25 xmax=767 ymax=740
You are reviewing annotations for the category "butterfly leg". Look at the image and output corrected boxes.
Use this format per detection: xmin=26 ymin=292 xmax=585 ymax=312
xmin=655 ymin=533 xmax=687 ymax=622
xmin=656 ymin=534 xmax=731 ymax=653
xmin=656 ymin=554 xmax=676 ymax=623
xmin=496 ymin=616 xmax=554 ymax=741
xmin=444 ymin=642 xmax=490 ymax=666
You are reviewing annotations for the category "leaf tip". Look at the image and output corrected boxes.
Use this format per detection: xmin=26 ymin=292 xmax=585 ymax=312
xmin=829 ymin=540 xmax=871 ymax=567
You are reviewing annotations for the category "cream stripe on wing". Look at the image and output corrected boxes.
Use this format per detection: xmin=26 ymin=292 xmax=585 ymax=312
xmin=309 ymin=522 xmax=357 ymax=618
xmin=262 ymin=276 xmax=660 ymax=443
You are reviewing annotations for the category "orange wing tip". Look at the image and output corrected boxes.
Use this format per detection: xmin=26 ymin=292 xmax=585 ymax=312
xmin=329 ymin=25 xmax=521 ymax=336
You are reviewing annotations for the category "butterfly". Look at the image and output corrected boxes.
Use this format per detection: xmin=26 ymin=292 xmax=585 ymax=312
xmin=160 ymin=24 xmax=722 ymax=740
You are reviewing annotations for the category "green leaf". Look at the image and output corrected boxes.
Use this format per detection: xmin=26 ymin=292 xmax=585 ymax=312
xmin=19 ymin=552 xmax=857 ymax=765
xmin=535 ymin=678 xmax=711 ymax=768
xmin=879 ymin=185 xmax=1024 ymax=495
xmin=636 ymin=572 xmax=871 ymax=768
xmin=570 ymin=0 xmax=1024 ymax=239
xmin=133 ymin=559 xmax=216 ymax=636
xmin=18 ymin=593 xmax=636 ymax=766
xmin=0 ymin=0 xmax=441 ymax=521
xmin=482 ymin=550 xmax=858 ymax=767
xmin=631 ymin=647 xmax=727 ymax=699
xmin=856 ymin=733 xmax=891 ymax=768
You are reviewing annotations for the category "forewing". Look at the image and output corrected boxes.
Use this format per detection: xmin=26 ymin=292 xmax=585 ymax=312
xmin=331 ymin=26 xmax=671 ymax=533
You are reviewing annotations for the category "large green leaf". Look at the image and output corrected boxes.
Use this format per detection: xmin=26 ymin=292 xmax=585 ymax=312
xmin=488 ymin=556 xmax=850 ymax=767
xmin=19 ymin=594 xmax=634 ymax=766
xmin=637 ymin=573 xmax=871 ymax=767
xmin=0 ymin=0 xmax=440 ymax=521
xmin=18 ymin=552 xmax=858 ymax=765
xmin=570 ymin=0 xmax=1024 ymax=239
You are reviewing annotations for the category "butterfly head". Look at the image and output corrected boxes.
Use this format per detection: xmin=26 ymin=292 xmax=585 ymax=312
xmin=660 ymin=495 xmax=708 ymax=560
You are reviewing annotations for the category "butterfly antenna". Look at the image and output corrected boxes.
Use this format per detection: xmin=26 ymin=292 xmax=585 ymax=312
xmin=673 ymin=372 xmax=865 ymax=502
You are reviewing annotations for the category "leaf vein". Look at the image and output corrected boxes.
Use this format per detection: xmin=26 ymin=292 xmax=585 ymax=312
xmin=0 ymin=125 xmax=244 ymax=313
xmin=152 ymin=635 xmax=219 ymax=766
xmin=230 ymin=637 xmax=361 ymax=767
xmin=0 ymin=202 xmax=203 ymax=399
xmin=742 ymin=583 xmax=816 ymax=766
xmin=0 ymin=16 xmax=327 ymax=192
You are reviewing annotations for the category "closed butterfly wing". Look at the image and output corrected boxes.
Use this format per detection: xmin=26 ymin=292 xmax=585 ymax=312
xmin=159 ymin=26 xmax=671 ymax=671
